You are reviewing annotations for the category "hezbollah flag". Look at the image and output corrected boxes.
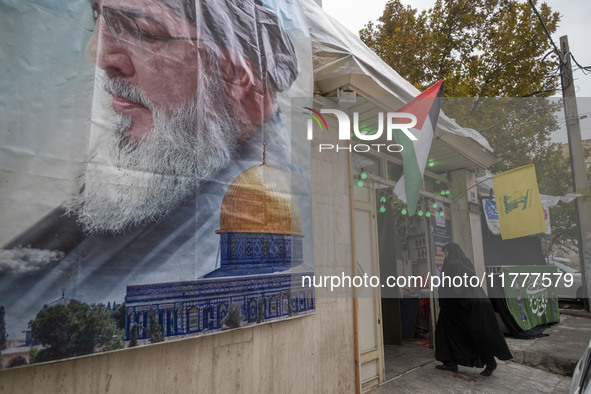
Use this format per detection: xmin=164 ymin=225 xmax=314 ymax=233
xmin=393 ymin=80 xmax=444 ymax=215
xmin=493 ymin=164 xmax=546 ymax=240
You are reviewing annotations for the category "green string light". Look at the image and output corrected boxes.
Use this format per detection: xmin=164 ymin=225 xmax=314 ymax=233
xmin=439 ymin=211 xmax=445 ymax=217
xmin=401 ymin=209 xmax=407 ymax=215
xmin=379 ymin=206 xmax=386 ymax=213
xmin=440 ymin=190 xmax=446 ymax=196
xmin=417 ymin=210 xmax=424 ymax=216
xmin=432 ymin=203 xmax=438 ymax=209
xmin=357 ymin=180 xmax=364 ymax=187
xmin=445 ymin=190 xmax=450 ymax=195
xmin=425 ymin=212 xmax=431 ymax=218
xmin=360 ymin=172 xmax=367 ymax=180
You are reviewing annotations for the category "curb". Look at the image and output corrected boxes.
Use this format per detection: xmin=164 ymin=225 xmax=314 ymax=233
xmin=504 ymin=309 xmax=589 ymax=377
xmin=559 ymin=308 xmax=591 ymax=319
xmin=510 ymin=348 xmax=577 ymax=376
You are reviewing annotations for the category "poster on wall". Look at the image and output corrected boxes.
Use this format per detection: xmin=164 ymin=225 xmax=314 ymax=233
xmin=483 ymin=199 xmax=501 ymax=235
xmin=0 ymin=0 xmax=314 ymax=367
xmin=429 ymin=199 xmax=452 ymax=277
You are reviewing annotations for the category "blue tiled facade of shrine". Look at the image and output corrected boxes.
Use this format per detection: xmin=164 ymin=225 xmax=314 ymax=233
xmin=205 ymin=233 xmax=303 ymax=278
xmin=124 ymin=162 xmax=314 ymax=343
xmin=124 ymin=270 xmax=314 ymax=341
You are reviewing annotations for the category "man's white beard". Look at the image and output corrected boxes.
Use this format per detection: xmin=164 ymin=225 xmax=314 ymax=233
xmin=69 ymin=67 xmax=239 ymax=234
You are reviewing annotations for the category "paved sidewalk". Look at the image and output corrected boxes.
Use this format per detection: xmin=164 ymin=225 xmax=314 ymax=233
xmin=506 ymin=312 xmax=591 ymax=376
xmin=370 ymin=308 xmax=591 ymax=393
xmin=370 ymin=358 xmax=571 ymax=393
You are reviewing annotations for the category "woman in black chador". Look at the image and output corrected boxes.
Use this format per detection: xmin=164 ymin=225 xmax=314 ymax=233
xmin=435 ymin=243 xmax=512 ymax=376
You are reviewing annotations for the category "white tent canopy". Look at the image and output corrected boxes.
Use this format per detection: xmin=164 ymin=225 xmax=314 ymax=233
xmin=302 ymin=0 xmax=496 ymax=172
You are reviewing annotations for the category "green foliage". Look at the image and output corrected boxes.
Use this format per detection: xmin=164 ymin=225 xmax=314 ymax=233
xmin=222 ymin=304 xmax=243 ymax=329
xmin=148 ymin=307 xmax=164 ymax=343
xmin=111 ymin=302 xmax=126 ymax=330
xmin=129 ymin=323 xmax=138 ymax=348
xmin=0 ymin=306 xmax=6 ymax=351
xmin=360 ymin=1 xmax=430 ymax=91
xmin=443 ymin=97 xmax=577 ymax=253
xmin=28 ymin=347 xmax=39 ymax=364
xmin=360 ymin=0 xmax=578 ymax=253
xmin=360 ymin=0 xmax=560 ymax=97
xmin=29 ymin=300 xmax=123 ymax=363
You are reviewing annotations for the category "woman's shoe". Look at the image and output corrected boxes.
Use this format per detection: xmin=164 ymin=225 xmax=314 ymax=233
xmin=436 ymin=363 xmax=458 ymax=372
xmin=480 ymin=364 xmax=497 ymax=376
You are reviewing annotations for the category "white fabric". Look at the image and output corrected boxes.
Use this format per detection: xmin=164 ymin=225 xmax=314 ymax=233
xmin=301 ymin=0 xmax=493 ymax=152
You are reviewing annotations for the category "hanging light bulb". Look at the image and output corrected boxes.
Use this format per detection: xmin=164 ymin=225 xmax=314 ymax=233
xmin=356 ymin=168 xmax=367 ymax=187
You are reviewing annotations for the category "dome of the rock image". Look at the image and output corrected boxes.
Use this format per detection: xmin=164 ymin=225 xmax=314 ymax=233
xmin=205 ymin=163 xmax=304 ymax=278
xmin=217 ymin=163 xmax=303 ymax=235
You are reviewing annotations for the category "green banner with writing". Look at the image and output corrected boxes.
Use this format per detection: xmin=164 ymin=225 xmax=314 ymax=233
xmin=501 ymin=265 xmax=560 ymax=331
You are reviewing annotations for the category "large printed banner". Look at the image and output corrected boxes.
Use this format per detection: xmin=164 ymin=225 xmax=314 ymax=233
xmin=501 ymin=265 xmax=560 ymax=331
xmin=0 ymin=0 xmax=314 ymax=367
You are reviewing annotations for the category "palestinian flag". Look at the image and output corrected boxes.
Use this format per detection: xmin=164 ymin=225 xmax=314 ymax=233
xmin=392 ymin=80 xmax=444 ymax=215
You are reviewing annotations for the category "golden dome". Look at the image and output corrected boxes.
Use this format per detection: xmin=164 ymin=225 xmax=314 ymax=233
xmin=217 ymin=164 xmax=303 ymax=235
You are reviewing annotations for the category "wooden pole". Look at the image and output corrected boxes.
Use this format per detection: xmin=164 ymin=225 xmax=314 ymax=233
xmin=348 ymin=149 xmax=362 ymax=394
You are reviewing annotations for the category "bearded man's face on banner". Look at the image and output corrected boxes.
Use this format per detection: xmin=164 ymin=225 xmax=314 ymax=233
xmin=77 ymin=0 xmax=267 ymax=234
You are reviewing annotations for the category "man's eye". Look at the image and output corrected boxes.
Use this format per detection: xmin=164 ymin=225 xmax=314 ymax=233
xmin=134 ymin=20 xmax=170 ymax=40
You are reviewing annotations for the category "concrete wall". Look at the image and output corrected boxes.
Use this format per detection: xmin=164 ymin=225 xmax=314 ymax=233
xmin=0 ymin=119 xmax=357 ymax=394
xmin=0 ymin=304 xmax=355 ymax=393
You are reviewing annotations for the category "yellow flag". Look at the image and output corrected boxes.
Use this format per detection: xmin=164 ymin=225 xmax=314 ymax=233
xmin=492 ymin=164 xmax=546 ymax=240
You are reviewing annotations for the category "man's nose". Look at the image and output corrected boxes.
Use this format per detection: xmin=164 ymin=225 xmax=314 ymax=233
xmin=85 ymin=17 xmax=135 ymax=77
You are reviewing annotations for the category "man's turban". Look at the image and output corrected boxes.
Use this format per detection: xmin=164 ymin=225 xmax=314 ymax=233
xmin=172 ymin=0 xmax=299 ymax=92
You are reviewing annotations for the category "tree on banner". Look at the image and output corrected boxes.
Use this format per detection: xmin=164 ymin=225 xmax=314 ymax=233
xmin=393 ymin=80 xmax=444 ymax=215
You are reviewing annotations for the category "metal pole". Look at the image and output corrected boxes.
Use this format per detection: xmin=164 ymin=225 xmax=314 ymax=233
xmin=559 ymin=35 xmax=591 ymax=312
